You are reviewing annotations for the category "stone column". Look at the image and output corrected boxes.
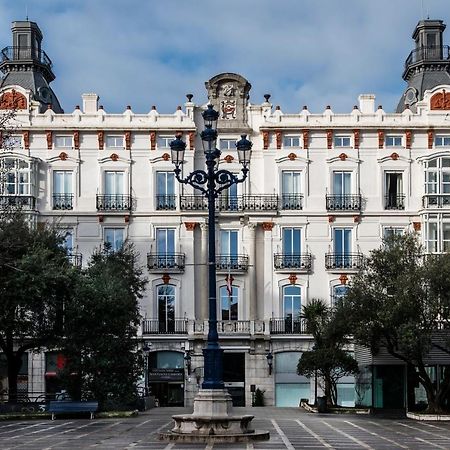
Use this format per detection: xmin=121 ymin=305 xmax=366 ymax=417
xmin=247 ymin=222 xmax=257 ymax=320
xmin=197 ymin=223 xmax=209 ymax=320
xmin=262 ymin=222 xmax=275 ymax=320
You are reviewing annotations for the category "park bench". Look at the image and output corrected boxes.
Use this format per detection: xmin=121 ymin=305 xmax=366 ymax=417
xmin=48 ymin=400 xmax=98 ymax=420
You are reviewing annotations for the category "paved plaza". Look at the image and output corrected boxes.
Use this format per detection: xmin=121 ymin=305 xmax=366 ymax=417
xmin=0 ymin=408 xmax=450 ymax=449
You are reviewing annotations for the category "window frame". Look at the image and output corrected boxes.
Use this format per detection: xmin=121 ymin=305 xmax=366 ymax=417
xmin=54 ymin=135 xmax=74 ymax=149
xmin=219 ymin=138 xmax=237 ymax=151
xmin=105 ymin=135 xmax=124 ymax=149
xmin=385 ymin=135 xmax=403 ymax=148
xmin=219 ymin=285 xmax=239 ymax=321
xmin=157 ymin=136 xmax=173 ymax=149
xmin=283 ymin=135 xmax=302 ymax=149
xmin=334 ymin=135 xmax=352 ymax=148
xmin=435 ymin=135 xmax=450 ymax=147
xmin=104 ymin=227 xmax=124 ymax=252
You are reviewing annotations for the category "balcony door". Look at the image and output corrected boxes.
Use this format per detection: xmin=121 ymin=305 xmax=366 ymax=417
xmin=105 ymin=171 xmax=124 ymax=208
xmin=282 ymin=171 xmax=301 ymax=208
xmin=282 ymin=228 xmax=301 ymax=267
xmin=333 ymin=171 xmax=351 ymax=196
xmin=156 ymin=171 xmax=175 ymax=210
xmin=283 ymin=285 xmax=301 ymax=332
xmin=157 ymin=285 xmax=175 ymax=333
xmin=385 ymin=173 xmax=403 ymax=208
xmin=156 ymin=229 xmax=175 ymax=267
xmin=220 ymin=285 xmax=238 ymax=321
xmin=53 ymin=171 xmax=73 ymax=209
xmin=220 ymin=230 xmax=238 ymax=266
xmin=333 ymin=228 xmax=352 ymax=267
xmin=219 ymin=182 xmax=238 ymax=210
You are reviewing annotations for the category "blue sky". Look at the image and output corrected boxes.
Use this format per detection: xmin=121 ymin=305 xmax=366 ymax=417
xmin=0 ymin=0 xmax=449 ymax=113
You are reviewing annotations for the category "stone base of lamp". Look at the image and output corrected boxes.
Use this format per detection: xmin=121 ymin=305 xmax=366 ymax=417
xmin=159 ymin=389 xmax=270 ymax=443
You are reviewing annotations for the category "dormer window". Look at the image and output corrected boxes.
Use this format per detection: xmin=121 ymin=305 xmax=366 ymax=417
xmin=435 ymin=135 xmax=450 ymax=147
xmin=105 ymin=135 xmax=124 ymax=148
xmin=334 ymin=136 xmax=351 ymax=148
xmin=54 ymin=135 xmax=73 ymax=148
xmin=283 ymin=135 xmax=301 ymax=148
xmin=385 ymin=136 xmax=403 ymax=147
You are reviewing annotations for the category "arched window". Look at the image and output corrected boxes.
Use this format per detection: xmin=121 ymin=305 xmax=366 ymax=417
xmin=332 ymin=285 xmax=349 ymax=306
xmin=0 ymin=157 xmax=33 ymax=207
xmin=157 ymin=285 xmax=175 ymax=332
xmin=282 ymin=285 xmax=301 ymax=333
xmin=219 ymin=285 xmax=238 ymax=320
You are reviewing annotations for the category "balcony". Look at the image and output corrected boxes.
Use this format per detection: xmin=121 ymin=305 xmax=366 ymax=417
xmin=270 ymin=318 xmax=308 ymax=335
xmin=0 ymin=195 xmax=36 ymax=210
xmin=147 ymin=253 xmax=185 ymax=273
xmin=217 ymin=320 xmax=251 ymax=334
xmin=325 ymin=253 xmax=364 ymax=270
xmin=155 ymin=194 xmax=177 ymax=211
xmin=280 ymin=194 xmax=303 ymax=210
xmin=326 ymin=194 xmax=361 ymax=211
xmin=53 ymin=194 xmax=73 ymax=210
xmin=405 ymin=45 xmax=450 ymax=69
xmin=180 ymin=194 xmax=279 ymax=212
xmin=274 ymin=253 xmax=312 ymax=271
xmin=96 ymin=194 xmax=132 ymax=211
xmin=142 ymin=319 xmax=188 ymax=335
xmin=67 ymin=253 xmax=82 ymax=267
xmin=215 ymin=254 xmax=249 ymax=272
xmin=1 ymin=46 xmax=53 ymax=68
xmin=193 ymin=319 xmax=265 ymax=335
xmin=423 ymin=194 xmax=450 ymax=209
xmin=384 ymin=194 xmax=405 ymax=210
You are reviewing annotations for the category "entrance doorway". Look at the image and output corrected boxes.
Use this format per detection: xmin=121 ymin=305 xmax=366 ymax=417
xmin=223 ymin=353 xmax=245 ymax=406
xmin=150 ymin=382 xmax=184 ymax=407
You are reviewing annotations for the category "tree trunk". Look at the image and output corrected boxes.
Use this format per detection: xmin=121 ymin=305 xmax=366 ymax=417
xmin=6 ymin=354 xmax=21 ymax=403
xmin=416 ymin=364 xmax=444 ymax=414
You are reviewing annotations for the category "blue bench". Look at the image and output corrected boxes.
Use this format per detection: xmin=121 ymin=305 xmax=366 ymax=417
xmin=48 ymin=400 xmax=98 ymax=420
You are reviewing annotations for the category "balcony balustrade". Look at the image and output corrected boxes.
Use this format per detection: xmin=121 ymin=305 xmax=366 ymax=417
xmin=1 ymin=46 xmax=53 ymax=68
xmin=67 ymin=253 xmax=82 ymax=267
xmin=273 ymin=253 xmax=312 ymax=271
xmin=325 ymin=253 xmax=364 ymax=270
xmin=217 ymin=320 xmax=251 ymax=334
xmin=147 ymin=253 xmax=185 ymax=272
xmin=280 ymin=194 xmax=303 ymax=210
xmin=96 ymin=194 xmax=132 ymax=211
xmin=422 ymin=194 xmax=450 ymax=209
xmin=53 ymin=193 xmax=73 ymax=210
xmin=142 ymin=319 xmax=188 ymax=335
xmin=270 ymin=318 xmax=308 ymax=334
xmin=180 ymin=194 xmax=279 ymax=212
xmin=384 ymin=194 xmax=405 ymax=210
xmin=326 ymin=194 xmax=362 ymax=211
xmin=0 ymin=195 xmax=36 ymax=210
xmin=405 ymin=45 xmax=450 ymax=69
xmin=215 ymin=254 xmax=249 ymax=272
xmin=155 ymin=194 xmax=177 ymax=211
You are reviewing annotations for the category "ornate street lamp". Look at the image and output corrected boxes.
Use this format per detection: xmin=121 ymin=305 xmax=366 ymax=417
xmin=170 ymin=105 xmax=252 ymax=391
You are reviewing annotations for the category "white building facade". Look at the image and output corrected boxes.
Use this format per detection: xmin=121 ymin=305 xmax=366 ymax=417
xmin=1 ymin=19 xmax=450 ymax=409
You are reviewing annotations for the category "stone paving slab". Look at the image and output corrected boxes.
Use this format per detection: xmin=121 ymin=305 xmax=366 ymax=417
xmin=0 ymin=407 xmax=450 ymax=449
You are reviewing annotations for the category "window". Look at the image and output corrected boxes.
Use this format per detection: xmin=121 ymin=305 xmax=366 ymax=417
xmin=332 ymin=285 xmax=349 ymax=306
xmin=220 ymin=139 xmax=236 ymax=150
xmin=435 ymin=136 xmax=450 ymax=147
xmin=104 ymin=228 xmax=124 ymax=252
xmin=281 ymin=171 xmax=302 ymax=209
xmin=53 ymin=171 xmax=73 ymax=210
xmin=333 ymin=171 xmax=351 ymax=195
xmin=332 ymin=228 xmax=352 ymax=268
xmin=157 ymin=136 xmax=172 ymax=149
xmin=62 ymin=230 xmax=73 ymax=254
xmin=218 ymin=182 xmax=238 ymax=210
xmin=283 ymin=228 xmax=301 ymax=256
xmin=156 ymin=228 xmax=175 ymax=255
xmin=283 ymin=285 xmax=301 ymax=332
xmin=220 ymin=285 xmax=238 ymax=320
xmin=424 ymin=215 xmax=450 ymax=253
xmin=156 ymin=172 xmax=175 ymax=210
xmin=385 ymin=172 xmax=404 ymax=209
xmin=383 ymin=227 xmax=404 ymax=240
xmin=385 ymin=136 xmax=402 ymax=147
xmin=105 ymin=135 xmax=124 ymax=148
xmin=424 ymin=157 xmax=450 ymax=207
xmin=105 ymin=171 xmax=124 ymax=195
xmin=54 ymin=135 xmax=73 ymax=148
xmin=334 ymin=136 xmax=351 ymax=147
xmin=2 ymin=134 xmax=22 ymax=149
xmin=0 ymin=157 xmax=31 ymax=195
xmin=157 ymin=285 xmax=175 ymax=332
xmin=219 ymin=229 xmax=239 ymax=267
xmin=283 ymin=135 xmax=301 ymax=148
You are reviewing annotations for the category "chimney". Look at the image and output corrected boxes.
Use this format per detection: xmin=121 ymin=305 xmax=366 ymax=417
xmin=358 ymin=94 xmax=375 ymax=114
xmin=82 ymin=93 xmax=99 ymax=113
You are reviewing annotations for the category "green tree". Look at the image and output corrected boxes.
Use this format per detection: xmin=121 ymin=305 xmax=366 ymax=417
xmin=297 ymin=299 xmax=358 ymax=406
xmin=60 ymin=244 xmax=147 ymax=410
xmin=342 ymin=233 xmax=450 ymax=413
xmin=0 ymin=210 xmax=75 ymax=401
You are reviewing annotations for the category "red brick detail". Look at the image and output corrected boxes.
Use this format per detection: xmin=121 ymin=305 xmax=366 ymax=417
xmin=288 ymin=153 xmax=297 ymax=161
xmin=150 ymin=131 xmax=156 ymax=150
xmin=98 ymin=131 xmax=104 ymax=150
xmin=0 ymin=89 xmax=27 ymax=110
xmin=124 ymin=215 xmax=130 ymax=223
xmin=275 ymin=130 xmax=282 ymax=150
xmin=59 ymin=152 xmax=68 ymax=161
xmin=98 ymin=215 xmax=104 ymax=223
xmin=162 ymin=274 xmax=171 ymax=285
xmin=327 ymin=130 xmax=333 ymax=149
xmin=189 ymin=131 xmax=195 ymax=150
xmin=73 ymin=130 xmax=80 ymax=150
xmin=378 ymin=130 xmax=384 ymax=149
xmin=110 ymin=153 xmax=119 ymax=161
xmin=413 ymin=222 xmax=421 ymax=231
xmin=428 ymin=129 xmax=434 ymax=149
xmin=23 ymin=131 xmax=30 ymax=150
xmin=262 ymin=131 xmax=269 ymax=150
xmin=288 ymin=274 xmax=298 ymax=285
xmin=353 ymin=215 xmax=360 ymax=223
xmin=328 ymin=215 xmax=335 ymax=223
xmin=431 ymin=90 xmax=450 ymax=110
xmin=339 ymin=153 xmax=348 ymax=161
xmin=353 ymin=129 xmax=360 ymax=149
xmin=46 ymin=131 xmax=52 ymax=150
xmin=302 ymin=129 xmax=309 ymax=149
xmin=339 ymin=274 xmax=348 ymax=285
xmin=391 ymin=152 xmax=399 ymax=160
xmin=405 ymin=130 xmax=412 ymax=149
xmin=185 ymin=222 xmax=197 ymax=231
xmin=262 ymin=222 xmax=274 ymax=231
xmin=125 ymin=131 xmax=131 ymax=150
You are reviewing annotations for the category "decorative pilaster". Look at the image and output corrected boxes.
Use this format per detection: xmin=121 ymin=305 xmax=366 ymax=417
xmin=428 ymin=129 xmax=434 ymax=149
xmin=98 ymin=131 xmax=104 ymax=150
xmin=198 ymin=223 xmax=209 ymax=320
xmin=262 ymin=131 xmax=269 ymax=150
xmin=46 ymin=131 xmax=52 ymax=150
xmin=405 ymin=130 xmax=412 ymax=149
xmin=247 ymin=223 xmax=257 ymax=320
xmin=73 ymin=130 xmax=80 ymax=150
xmin=353 ymin=129 xmax=360 ymax=149
xmin=302 ymin=129 xmax=309 ymax=149
xmin=378 ymin=130 xmax=384 ymax=149
xmin=23 ymin=131 xmax=30 ymax=150
xmin=125 ymin=131 xmax=131 ymax=150
xmin=326 ymin=130 xmax=333 ymax=149
xmin=150 ymin=131 xmax=156 ymax=150
xmin=275 ymin=130 xmax=282 ymax=149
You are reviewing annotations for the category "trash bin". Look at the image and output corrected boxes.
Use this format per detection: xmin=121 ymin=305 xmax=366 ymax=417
xmin=317 ymin=396 xmax=327 ymax=413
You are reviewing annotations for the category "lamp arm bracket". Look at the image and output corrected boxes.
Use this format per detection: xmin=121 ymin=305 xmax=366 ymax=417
xmin=175 ymin=169 xmax=209 ymax=196
xmin=214 ymin=168 xmax=248 ymax=196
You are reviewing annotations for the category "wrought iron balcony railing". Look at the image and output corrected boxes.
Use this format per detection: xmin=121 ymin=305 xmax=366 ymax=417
xmin=326 ymin=194 xmax=362 ymax=211
xmin=53 ymin=194 xmax=73 ymax=210
xmin=325 ymin=253 xmax=364 ymax=270
xmin=0 ymin=195 xmax=36 ymax=209
xmin=142 ymin=319 xmax=188 ymax=335
xmin=274 ymin=253 xmax=312 ymax=271
xmin=422 ymin=194 xmax=450 ymax=209
xmin=280 ymin=194 xmax=303 ymax=210
xmin=405 ymin=45 xmax=450 ymax=69
xmin=270 ymin=318 xmax=308 ymax=334
xmin=180 ymin=194 xmax=279 ymax=212
xmin=147 ymin=253 xmax=185 ymax=272
xmin=155 ymin=194 xmax=177 ymax=211
xmin=96 ymin=194 xmax=132 ymax=211
xmin=384 ymin=194 xmax=405 ymax=210
xmin=1 ymin=46 xmax=53 ymax=68
xmin=215 ymin=254 xmax=249 ymax=271
xmin=67 ymin=253 xmax=82 ymax=267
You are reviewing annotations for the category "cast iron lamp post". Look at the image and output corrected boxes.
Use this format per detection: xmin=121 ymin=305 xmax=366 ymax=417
xmin=170 ymin=104 xmax=252 ymax=390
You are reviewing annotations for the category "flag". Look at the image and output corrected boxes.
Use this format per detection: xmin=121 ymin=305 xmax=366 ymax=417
xmin=226 ymin=274 xmax=234 ymax=298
